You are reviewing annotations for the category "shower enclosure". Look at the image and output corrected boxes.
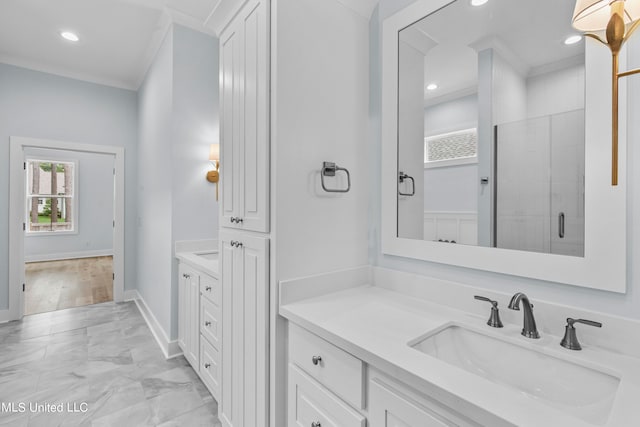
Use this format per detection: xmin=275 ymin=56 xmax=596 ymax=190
xmin=495 ymin=109 xmax=585 ymax=257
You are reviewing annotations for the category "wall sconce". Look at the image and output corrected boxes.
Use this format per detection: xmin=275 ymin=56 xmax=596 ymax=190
xmin=206 ymin=143 xmax=220 ymax=200
xmin=572 ymin=0 xmax=640 ymax=186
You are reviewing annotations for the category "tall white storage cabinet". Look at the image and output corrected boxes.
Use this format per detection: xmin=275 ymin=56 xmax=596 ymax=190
xmin=220 ymin=0 xmax=270 ymax=234
xmin=219 ymin=0 xmax=270 ymax=426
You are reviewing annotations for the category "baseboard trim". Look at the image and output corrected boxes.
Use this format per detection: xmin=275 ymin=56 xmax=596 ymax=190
xmin=25 ymin=250 xmax=114 ymax=263
xmin=126 ymin=290 xmax=183 ymax=359
xmin=123 ymin=289 xmax=139 ymax=302
xmin=0 ymin=309 xmax=10 ymax=324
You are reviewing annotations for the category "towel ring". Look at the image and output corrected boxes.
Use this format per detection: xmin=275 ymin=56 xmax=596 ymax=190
xmin=398 ymin=171 xmax=415 ymax=196
xmin=321 ymin=162 xmax=351 ymax=193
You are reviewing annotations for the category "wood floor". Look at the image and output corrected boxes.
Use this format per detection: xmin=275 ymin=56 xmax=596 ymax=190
xmin=25 ymin=256 xmax=113 ymax=315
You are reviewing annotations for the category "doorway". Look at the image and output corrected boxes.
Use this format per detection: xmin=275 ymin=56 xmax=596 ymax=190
xmin=22 ymin=148 xmax=116 ymax=315
xmin=9 ymin=137 xmax=125 ymax=321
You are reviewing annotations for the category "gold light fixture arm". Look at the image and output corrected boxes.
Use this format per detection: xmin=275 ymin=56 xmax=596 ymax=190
xmin=581 ymin=3 xmax=640 ymax=186
xmin=584 ymin=32 xmax=607 ymax=45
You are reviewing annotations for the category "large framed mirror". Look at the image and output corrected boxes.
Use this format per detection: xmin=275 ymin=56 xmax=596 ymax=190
xmin=381 ymin=0 xmax=627 ymax=292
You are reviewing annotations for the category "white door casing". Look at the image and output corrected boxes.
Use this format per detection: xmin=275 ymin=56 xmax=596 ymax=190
xmin=8 ymin=136 xmax=125 ymax=321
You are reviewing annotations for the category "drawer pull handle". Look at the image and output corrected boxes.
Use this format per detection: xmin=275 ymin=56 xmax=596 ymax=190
xmin=312 ymin=422 xmax=321 ymax=427
xmin=312 ymin=355 xmax=322 ymax=366
xmin=205 ymin=286 xmax=212 ymax=291
xmin=204 ymin=363 xmax=211 ymax=369
xmin=205 ymin=321 xmax=211 ymax=327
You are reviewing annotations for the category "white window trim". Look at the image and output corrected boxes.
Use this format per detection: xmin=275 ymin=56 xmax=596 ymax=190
xmin=24 ymin=158 xmax=79 ymax=236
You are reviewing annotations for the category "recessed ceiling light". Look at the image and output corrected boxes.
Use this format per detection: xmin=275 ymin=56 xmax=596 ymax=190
xmin=471 ymin=0 xmax=489 ymax=6
xmin=60 ymin=31 xmax=79 ymax=42
xmin=564 ymin=35 xmax=582 ymax=45
xmin=426 ymin=83 xmax=438 ymax=91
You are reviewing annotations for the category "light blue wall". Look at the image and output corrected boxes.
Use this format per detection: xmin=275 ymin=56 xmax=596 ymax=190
xmin=137 ymin=28 xmax=175 ymax=339
xmin=24 ymin=148 xmax=115 ymax=260
xmin=0 ymin=63 xmax=138 ymax=310
xmin=370 ymin=4 xmax=640 ymax=319
xmin=137 ymin=24 xmax=219 ymax=340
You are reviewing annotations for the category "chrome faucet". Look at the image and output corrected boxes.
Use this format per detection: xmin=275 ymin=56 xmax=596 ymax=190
xmin=508 ymin=293 xmax=540 ymax=339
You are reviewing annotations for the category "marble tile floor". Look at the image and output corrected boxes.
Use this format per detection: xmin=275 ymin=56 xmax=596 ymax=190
xmin=0 ymin=301 xmax=221 ymax=427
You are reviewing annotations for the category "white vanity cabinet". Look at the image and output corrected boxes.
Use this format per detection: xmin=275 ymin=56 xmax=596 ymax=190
xmin=220 ymin=230 xmax=269 ymax=427
xmin=219 ymin=0 xmax=270 ymax=233
xmin=178 ymin=263 xmax=200 ymax=369
xmin=287 ymin=324 xmax=485 ymax=427
xmin=177 ymin=261 xmax=222 ymax=401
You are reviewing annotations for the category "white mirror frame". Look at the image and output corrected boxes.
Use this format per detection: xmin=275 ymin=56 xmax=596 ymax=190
xmin=381 ymin=0 xmax=627 ymax=293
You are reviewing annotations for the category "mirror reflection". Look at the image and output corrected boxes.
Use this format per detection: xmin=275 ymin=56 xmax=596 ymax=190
xmin=397 ymin=0 xmax=585 ymax=257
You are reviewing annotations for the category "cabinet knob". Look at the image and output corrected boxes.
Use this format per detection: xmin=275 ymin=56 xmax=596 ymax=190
xmin=311 ymin=422 xmax=321 ymax=427
xmin=205 ymin=286 xmax=212 ymax=291
xmin=204 ymin=363 xmax=211 ymax=369
xmin=230 ymin=217 xmax=236 ymax=223
xmin=237 ymin=217 xmax=243 ymax=223
xmin=205 ymin=321 xmax=211 ymax=327
xmin=184 ymin=274 xmax=190 ymax=279
xmin=312 ymin=355 xmax=322 ymax=366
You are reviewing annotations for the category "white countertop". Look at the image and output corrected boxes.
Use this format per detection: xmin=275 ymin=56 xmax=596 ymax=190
xmin=175 ymin=250 xmax=219 ymax=278
xmin=280 ymin=285 xmax=640 ymax=427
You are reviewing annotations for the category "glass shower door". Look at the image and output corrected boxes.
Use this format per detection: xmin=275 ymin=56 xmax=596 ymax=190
xmin=495 ymin=109 xmax=584 ymax=257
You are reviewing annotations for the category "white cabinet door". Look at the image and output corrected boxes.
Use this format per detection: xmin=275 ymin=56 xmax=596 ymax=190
xmin=220 ymin=14 xmax=241 ymax=229
xmin=288 ymin=364 xmax=365 ymax=427
xmin=369 ymin=377 xmax=481 ymax=427
xmin=220 ymin=229 xmax=269 ymax=427
xmin=187 ymin=271 xmax=200 ymax=369
xmin=220 ymin=0 xmax=270 ymax=233
xmin=178 ymin=263 xmax=187 ymax=352
xmin=178 ymin=263 xmax=200 ymax=370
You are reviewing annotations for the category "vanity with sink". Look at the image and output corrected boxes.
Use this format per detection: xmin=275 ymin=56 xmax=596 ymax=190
xmin=175 ymin=240 xmax=221 ymax=402
xmin=279 ymin=266 xmax=640 ymax=427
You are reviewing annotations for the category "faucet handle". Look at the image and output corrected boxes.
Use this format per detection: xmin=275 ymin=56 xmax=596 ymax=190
xmin=560 ymin=318 xmax=602 ymax=350
xmin=474 ymin=296 xmax=503 ymax=328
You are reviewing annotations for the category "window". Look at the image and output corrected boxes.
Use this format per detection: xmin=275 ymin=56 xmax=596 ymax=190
xmin=26 ymin=159 xmax=76 ymax=233
xmin=424 ymin=128 xmax=478 ymax=168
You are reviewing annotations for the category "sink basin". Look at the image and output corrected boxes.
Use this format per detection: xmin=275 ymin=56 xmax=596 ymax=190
xmin=410 ymin=324 xmax=620 ymax=426
xmin=195 ymin=251 xmax=218 ymax=261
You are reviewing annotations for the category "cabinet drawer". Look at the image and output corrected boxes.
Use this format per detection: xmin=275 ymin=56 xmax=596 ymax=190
xmin=200 ymin=273 xmax=220 ymax=305
xmin=288 ymin=364 xmax=365 ymax=427
xmin=200 ymin=296 xmax=221 ymax=350
xmin=200 ymin=336 xmax=221 ymax=401
xmin=289 ymin=324 xmax=364 ymax=409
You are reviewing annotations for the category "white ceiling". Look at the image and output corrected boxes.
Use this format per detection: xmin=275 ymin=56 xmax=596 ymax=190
xmin=0 ymin=0 xmax=223 ymax=89
xmin=401 ymin=0 xmax=584 ymax=105
xmin=0 ymin=0 xmax=378 ymax=91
